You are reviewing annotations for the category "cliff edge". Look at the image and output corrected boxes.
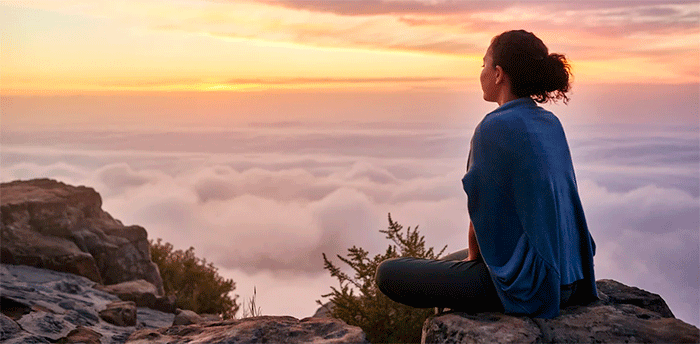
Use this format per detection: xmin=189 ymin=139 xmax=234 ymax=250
xmin=1 ymin=178 xmax=163 ymax=294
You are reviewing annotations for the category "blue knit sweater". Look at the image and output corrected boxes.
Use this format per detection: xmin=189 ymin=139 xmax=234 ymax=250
xmin=462 ymin=97 xmax=597 ymax=318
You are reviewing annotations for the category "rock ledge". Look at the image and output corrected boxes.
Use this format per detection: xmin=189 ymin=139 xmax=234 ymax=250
xmin=126 ymin=316 xmax=369 ymax=344
xmin=422 ymin=279 xmax=699 ymax=344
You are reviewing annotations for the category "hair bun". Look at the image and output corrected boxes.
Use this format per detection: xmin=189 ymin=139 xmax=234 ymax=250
xmin=490 ymin=30 xmax=572 ymax=104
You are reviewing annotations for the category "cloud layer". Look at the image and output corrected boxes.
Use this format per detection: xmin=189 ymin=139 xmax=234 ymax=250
xmin=2 ymin=122 xmax=698 ymax=324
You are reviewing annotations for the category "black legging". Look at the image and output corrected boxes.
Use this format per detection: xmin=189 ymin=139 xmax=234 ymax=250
xmin=375 ymin=249 xmax=504 ymax=313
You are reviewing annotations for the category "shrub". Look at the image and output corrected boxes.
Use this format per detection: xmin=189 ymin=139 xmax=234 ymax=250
xmin=150 ymin=238 xmax=240 ymax=319
xmin=320 ymin=214 xmax=446 ymax=343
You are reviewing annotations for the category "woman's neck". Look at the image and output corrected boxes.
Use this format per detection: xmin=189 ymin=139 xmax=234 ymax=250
xmin=496 ymin=89 xmax=519 ymax=106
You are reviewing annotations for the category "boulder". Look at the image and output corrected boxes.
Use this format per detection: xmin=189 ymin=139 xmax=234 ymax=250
xmin=127 ymin=316 xmax=369 ymax=344
xmin=99 ymin=301 xmax=137 ymax=327
xmin=422 ymin=280 xmax=700 ymax=344
xmin=150 ymin=294 xmax=177 ymax=314
xmin=595 ymin=278 xmax=674 ymax=317
xmin=312 ymin=301 xmax=335 ymax=318
xmin=532 ymin=304 xmax=698 ymax=343
xmin=0 ymin=227 xmax=102 ymax=283
xmin=96 ymin=279 xmax=158 ymax=299
xmin=137 ymin=307 xmax=177 ymax=329
xmin=1 ymin=179 xmax=164 ymax=294
xmin=172 ymin=309 xmax=205 ymax=326
xmin=59 ymin=326 xmax=103 ymax=344
xmin=96 ymin=279 xmax=177 ymax=313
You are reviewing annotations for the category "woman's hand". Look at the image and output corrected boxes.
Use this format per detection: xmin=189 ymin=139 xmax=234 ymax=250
xmin=465 ymin=221 xmax=481 ymax=261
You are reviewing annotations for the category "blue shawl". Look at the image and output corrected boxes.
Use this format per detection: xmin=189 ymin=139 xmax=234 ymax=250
xmin=462 ymin=97 xmax=597 ymax=318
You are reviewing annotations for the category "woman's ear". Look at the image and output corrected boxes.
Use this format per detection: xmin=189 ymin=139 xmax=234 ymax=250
xmin=494 ymin=65 xmax=505 ymax=85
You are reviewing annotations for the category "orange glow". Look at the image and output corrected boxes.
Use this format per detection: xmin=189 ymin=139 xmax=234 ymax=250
xmin=2 ymin=1 xmax=698 ymax=96
xmin=572 ymin=57 xmax=699 ymax=85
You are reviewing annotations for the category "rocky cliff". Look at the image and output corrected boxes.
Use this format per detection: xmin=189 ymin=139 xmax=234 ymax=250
xmin=1 ymin=179 xmax=163 ymax=294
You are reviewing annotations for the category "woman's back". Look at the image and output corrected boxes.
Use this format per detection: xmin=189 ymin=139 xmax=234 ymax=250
xmin=463 ymin=96 xmax=596 ymax=317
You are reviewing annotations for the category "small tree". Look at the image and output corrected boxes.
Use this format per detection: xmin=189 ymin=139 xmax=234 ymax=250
xmin=319 ymin=214 xmax=447 ymax=343
xmin=150 ymin=239 xmax=240 ymax=319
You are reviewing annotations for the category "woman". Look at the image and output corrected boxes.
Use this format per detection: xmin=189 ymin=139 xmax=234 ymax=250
xmin=375 ymin=30 xmax=597 ymax=318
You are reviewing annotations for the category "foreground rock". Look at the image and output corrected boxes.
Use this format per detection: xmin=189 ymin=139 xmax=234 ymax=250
xmin=1 ymin=264 xmax=367 ymax=344
xmin=0 ymin=264 xmax=174 ymax=344
xmin=96 ymin=280 xmax=159 ymax=301
xmin=422 ymin=279 xmax=699 ymax=344
xmin=172 ymin=309 xmax=205 ymax=326
xmin=126 ymin=316 xmax=369 ymax=344
xmin=0 ymin=179 xmax=163 ymax=294
xmin=62 ymin=326 xmax=103 ymax=344
xmin=96 ymin=280 xmax=176 ymax=313
xmin=99 ymin=301 xmax=138 ymax=327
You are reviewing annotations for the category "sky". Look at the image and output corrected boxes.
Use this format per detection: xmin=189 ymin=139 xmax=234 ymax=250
xmin=2 ymin=0 xmax=699 ymax=326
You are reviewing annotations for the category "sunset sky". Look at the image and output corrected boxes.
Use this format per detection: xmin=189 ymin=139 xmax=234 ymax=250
xmin=2 ymin=0 xmax=699 ymax=327
xmin=3 ymin=1 xmax=699 ymax=106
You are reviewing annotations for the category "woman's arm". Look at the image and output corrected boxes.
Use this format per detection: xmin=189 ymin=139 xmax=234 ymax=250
xmin=466 ymin=221 xmax=481 ymax=261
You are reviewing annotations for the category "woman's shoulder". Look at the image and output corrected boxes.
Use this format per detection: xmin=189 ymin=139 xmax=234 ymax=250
xmin=473 ymin=115 xmax=522 ymax=150
xmin=478 ymin=105 xmax=527 ymax=136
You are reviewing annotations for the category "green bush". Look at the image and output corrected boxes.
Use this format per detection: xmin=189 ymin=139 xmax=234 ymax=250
xmin=320 ymin=214 xmax=446 ymax=343
xmin=150 ymin=239 xmax=240 ymax=319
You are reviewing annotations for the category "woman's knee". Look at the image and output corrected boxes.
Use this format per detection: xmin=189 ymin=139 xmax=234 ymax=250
xmin=375 ymin=258 xmax=400 ymax=291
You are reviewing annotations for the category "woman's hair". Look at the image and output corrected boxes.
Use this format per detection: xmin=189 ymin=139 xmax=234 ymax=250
xmin=490 ymin=30 xmax=571 ymax=103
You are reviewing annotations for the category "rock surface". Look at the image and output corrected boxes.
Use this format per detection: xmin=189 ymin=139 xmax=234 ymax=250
xmin=126 ymin=316 xmax=369 ymax=344
xmin=1 ymin=264 xmax=366 ymax=344
xmin=1 ymin=179 xmax=163 ymax=294
xmin=595 ymin=278 xmax=674 ymax=317
xmin=0 ymin=314 xmax=22 ymax=340
xmin=422 ymin=279 xmax=700 ymax=344
xmin=0 ymin=264 xmax=175 ymax=344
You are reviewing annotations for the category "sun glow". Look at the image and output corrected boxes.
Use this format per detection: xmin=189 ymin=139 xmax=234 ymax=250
xmin=2 ymin=0 xmax=697 ymax=95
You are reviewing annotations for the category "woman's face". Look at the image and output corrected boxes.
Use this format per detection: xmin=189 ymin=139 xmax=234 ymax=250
xmin=480 ymin=47 xmax=498 ymax=102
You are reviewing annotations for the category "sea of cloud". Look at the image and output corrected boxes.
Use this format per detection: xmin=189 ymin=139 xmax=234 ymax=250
xmin=2 ymin=122 xmax=698 ymax=326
